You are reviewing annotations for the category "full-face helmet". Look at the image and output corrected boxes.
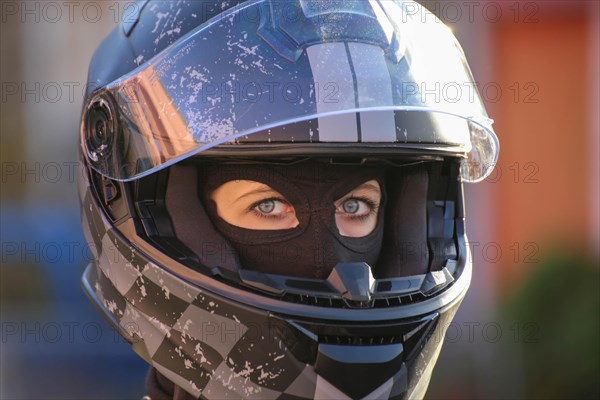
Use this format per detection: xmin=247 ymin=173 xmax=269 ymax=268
xmin=79 ymin=1 xmax=499 ymax=398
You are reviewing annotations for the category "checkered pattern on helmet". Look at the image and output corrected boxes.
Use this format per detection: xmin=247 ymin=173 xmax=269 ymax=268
xmin=83 ymin=188 xmax=438 ymax=400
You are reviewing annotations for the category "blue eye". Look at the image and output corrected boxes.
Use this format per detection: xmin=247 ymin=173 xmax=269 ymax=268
xmin=336 ymin=197 xmax=379 ymax=220
xmin=249 ymin=198 xmax=295 ymax=221
xmin=342 ymin=199 xmax=360 ymax=214
xmin=257 ymin=200 xmax=275 ymax=214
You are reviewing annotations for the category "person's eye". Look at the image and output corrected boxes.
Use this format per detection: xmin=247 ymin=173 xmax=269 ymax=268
xmin=249 ymin=198 xmax=294 ymax=219
xmin=337 ymin=197 xmax=378 ymax=219
xmin=257 ymin=199 xmax=276 ymax=214
xmin=335 ymin=192 xmax=380 ymax=238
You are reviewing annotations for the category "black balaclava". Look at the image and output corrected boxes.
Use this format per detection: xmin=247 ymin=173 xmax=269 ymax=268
xmin=199 ymin=161 xmax=386 ymax=279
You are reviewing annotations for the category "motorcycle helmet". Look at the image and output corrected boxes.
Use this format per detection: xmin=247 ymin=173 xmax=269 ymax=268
xmin=79 ymin=1 xmax=499 ymax=399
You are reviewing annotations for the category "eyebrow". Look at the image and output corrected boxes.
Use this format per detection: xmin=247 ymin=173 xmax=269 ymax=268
xmin=233 ymin=186 xmax=281 ymax=203
xmin=356 ymin=182 xmax=381 ymax=193
xmin=349 ymin=181 xmax=381 ymax=196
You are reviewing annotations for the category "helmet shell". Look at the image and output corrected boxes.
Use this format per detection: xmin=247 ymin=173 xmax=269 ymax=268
xmin=80 ymin=1 xmax=489 ymax=398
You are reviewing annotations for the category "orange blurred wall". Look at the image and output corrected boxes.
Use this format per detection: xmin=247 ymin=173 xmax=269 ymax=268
xmin=489 ymin=2 xmax=598 ymax=288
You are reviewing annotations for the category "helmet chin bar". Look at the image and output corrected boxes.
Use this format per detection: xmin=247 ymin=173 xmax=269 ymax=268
xmin=239 ymin=261 xmax=455 ymax=309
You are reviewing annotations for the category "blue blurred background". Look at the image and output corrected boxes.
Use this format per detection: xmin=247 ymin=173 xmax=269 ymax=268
xmin=1 ymin=1 xmax=598 ymax=399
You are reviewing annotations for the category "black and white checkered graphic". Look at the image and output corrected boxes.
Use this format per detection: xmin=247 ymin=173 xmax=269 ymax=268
xmin=82 ymin=188 xmax=441 ymax=399
xmin=82 ymin=190 xmax=313 ymax=398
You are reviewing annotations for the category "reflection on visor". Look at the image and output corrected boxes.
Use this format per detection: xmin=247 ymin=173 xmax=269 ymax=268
xmin=81 ymin=0 xmax=498 ymax=182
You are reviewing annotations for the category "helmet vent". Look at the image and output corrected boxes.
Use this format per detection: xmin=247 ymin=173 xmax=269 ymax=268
xmin=279 ymin=289 xmax=431 ymax=309
xmin=319 ymin=334 xmax=402 ymax=346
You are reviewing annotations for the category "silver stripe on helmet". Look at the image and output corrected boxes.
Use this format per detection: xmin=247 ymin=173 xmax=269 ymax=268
xmin=307 ymin=43 xmax=359 ymax=142
xmin=348 ymin=42 xmax=397 ymax=142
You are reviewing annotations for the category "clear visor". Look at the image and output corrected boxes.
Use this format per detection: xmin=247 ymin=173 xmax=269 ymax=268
xmin=81 ymin=0 xmax=498 ymax=182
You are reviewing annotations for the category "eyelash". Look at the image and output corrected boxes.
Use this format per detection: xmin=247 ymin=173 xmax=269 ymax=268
xmin=338 ymin=196 xmax=380 ymax=221
xmin=247 ymin=197 xmax=290 ymax=220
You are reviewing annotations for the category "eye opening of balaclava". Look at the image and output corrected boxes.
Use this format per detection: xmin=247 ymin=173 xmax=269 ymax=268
xmin=198 ymin=160 xmax=387 ymax=279
xmin=163 ymin=157 xmax=442 ymax=281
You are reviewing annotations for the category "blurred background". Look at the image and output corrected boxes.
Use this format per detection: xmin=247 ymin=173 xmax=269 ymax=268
xmin=1 ymin=1 xmax=598 ymax=399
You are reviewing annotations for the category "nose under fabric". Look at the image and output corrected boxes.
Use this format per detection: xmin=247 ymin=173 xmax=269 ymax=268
xmin=200 ymin=162 xmax=385 ymax=278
